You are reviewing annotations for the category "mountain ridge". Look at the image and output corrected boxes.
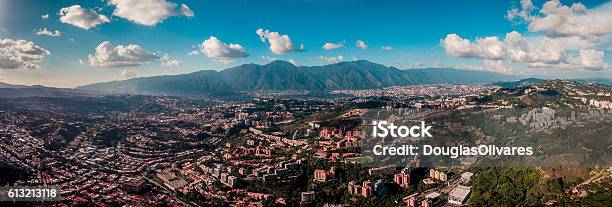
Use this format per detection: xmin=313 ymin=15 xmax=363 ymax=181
xmin=0 ymin=82 xmax=98 ymax=98
xmin=77 ymin=60 xmax=521 ymax=96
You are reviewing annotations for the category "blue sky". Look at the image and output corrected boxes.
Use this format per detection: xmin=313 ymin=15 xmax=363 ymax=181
xmin=0 ymin=0 xmax=611 ymax=87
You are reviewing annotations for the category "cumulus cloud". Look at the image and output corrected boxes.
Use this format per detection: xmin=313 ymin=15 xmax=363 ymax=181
xmin=319 ymin=55 xmax=344 ymax=63
xmin=121 ymin=69 xmax=137 ymax=79
xmin=256 ymin=29 xmax=303 ymax=54
xmin=88 ymin=41 xmax=159 ymax=68
xmin=195 ymin=36 xmax=248 ymax=58
xmin=442 ymin=31 xmax=608 ymax=70
xmin=441 ymin=31 xmax=563 ymax=63
xmin=356 ymin=40 xmax=368 ymax=49
xmin=322 ymin=41 xmax=344 ymax=50
xmin=461 ymin=60 xmax=513 ymax=73
xmin=191 ymin=36 xmax=248 ymax=64
xmin=504 ymin=31 xmax=565 ymax=64
xmin=506 ymin=0 xmax=536 ymax=23
xmin=41 ymin=14 xmax=49 ymax=20
xmin=568 ymin=49 xmax=607 ymax=69
xmin=35 ymin=28 xmax=61 ymax=37
xmin=509 ymin=0 xmax=612 ymax=39
xmin=160 ymin=54 xmax=181 ymax=67
xmin=0 ymin=38 xmax=50 ymax=70
xmin=109 ymin=0 xmax=194 ymax=26
xmin=473 ymin=0 xmax=612 ymax=71
xmin=381 ymin=46 xmax=393 ymax=51
xmin=441 ymin=34 xmax=506 ymax=60
xmin=503 ymin=31 xmax=609 ymax=70
xmin=529 ymin=1 xmax=612 ymax=38
xmin=529 ymin=49 xmax=608 ymax=70
xmin=59 ymin=5 xmax=110 ymax=30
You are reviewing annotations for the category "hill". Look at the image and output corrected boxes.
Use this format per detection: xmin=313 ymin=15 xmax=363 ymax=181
xmin=492 ymin=78 xmax=546 ymax=88
xmin=0 ymin=82 xmax=96 ymax=98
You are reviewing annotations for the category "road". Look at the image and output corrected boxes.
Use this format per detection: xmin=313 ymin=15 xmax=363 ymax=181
xmin=143 ymin=176 xmax=200 ymax=207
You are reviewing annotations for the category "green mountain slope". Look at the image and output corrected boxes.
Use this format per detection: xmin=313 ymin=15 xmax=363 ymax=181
xmin=78 ymin=60 xmax=520 ymax=95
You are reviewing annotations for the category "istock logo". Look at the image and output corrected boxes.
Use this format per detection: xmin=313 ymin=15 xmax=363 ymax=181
xmin=371 ymin=121 xmax=433 ymax=138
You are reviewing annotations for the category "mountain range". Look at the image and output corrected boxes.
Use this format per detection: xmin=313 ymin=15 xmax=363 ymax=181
xmin=77 ymin=60 xmax=520 ymax=96
xmin=0 ymin=83 xmax=96 ymax=98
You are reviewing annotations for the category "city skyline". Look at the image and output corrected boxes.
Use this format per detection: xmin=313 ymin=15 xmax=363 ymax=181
xmin=0 ymin=0 xmax=611 ymax=87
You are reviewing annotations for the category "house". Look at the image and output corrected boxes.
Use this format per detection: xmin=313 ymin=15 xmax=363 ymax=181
xmin=429 ymin=168 xmax=447 ymax=182
xmin=403 ymin=193 xmax=419 ymax=207
xmin=394 ymin=171 xmax=410 ymax=188
xmin=300 ymin=191 xmax=315 ymax=204
xmin=348 ymin=180 xmax=374 ymax=198
xmin=314 ymin=167 xmax=336 ymax=182
xmin=461 ymin=172 xmax=474 ymax=183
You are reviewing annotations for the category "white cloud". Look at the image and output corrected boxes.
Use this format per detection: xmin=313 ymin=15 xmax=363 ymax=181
xmin=261 ymin=56 xmax=277 ymax=62
xmin=323 ymin=41 xmax=344 ymax=50
xmin=484 ymin=60 xmax=512 ymax=73
xmin=485 ymin=1 xmax=612 ymax=71
xmin=121 ymin=69 xmax=137 ymax=79
xmin=35 ymin=28 xmax=61 ymax=37
xmin=504 ymin=31 xmax=609 ymax=69
xmin=41 ymin=14 xmax=49 ymax=20
xmin=160 ymin=54 xmax=181 ymax=67
xmin=288 ymin=59 xmax=297 ymax=65
xmin=180 ymin=4 xmax=194 ymax=17
xmin=506 ymin=0 xmax=536 ymax=23
xmin=0 ymin=38 xmax=50 ymax=70
xmin=442 ymin=31 xmax=608 ymax=71
xmin=59 ymin=5 xmax=110 ymax=30
xmin=529 ymin=1 xmax=612 ymax=38
xmin=509 ymin=0 xmax=612 ymax=39
xmin=319 ymin=55 xmax=343 ymax=63
xmin=441 ymin=34 xmax=506 ymax=60
xmin=109 ymin=0 xmax=194 ymax=26
xmin=569 ymin=49 xmax=607 ymax=69
xmin=412 ymin=61 xmax=425 ymax=68
xmin=381 ymin=46 xmax=393 ymax=51
xmin=530 ymin=49 xmax=608 ymax=70
xmin=196 ymin=36 xmax=248 ymax=59
xmin=504 ymin=31 xmax=565 ymax=64
xmin=256 ymin=28 xmax=303 ymax=54
xmin=88 ymin=41 xmax=159 ymax=68
xmin=460 ymin=60 xmax=513 ymax=74
xmin=187 ymin=50 xmax=199 ymax=56
xmin=356 ymin=40 xmax=368 ymax=49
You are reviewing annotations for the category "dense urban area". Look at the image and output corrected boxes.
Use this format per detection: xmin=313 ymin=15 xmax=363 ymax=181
xmin=0 ymin=80 xmax=611 ymax=207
